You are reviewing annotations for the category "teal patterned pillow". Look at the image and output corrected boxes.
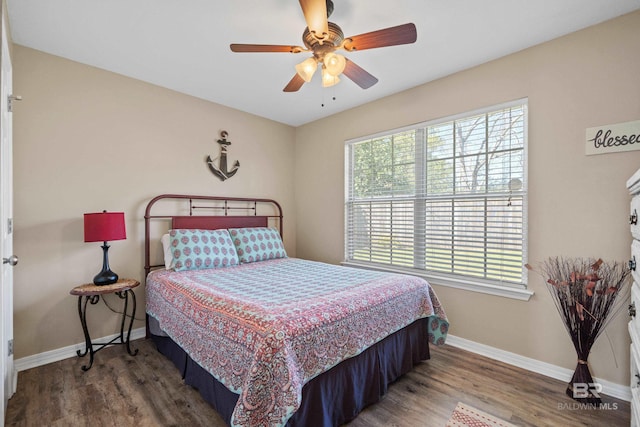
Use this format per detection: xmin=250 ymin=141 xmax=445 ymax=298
xmin=169 ymin=229 xmax=239 ymax=271
xmin=228 ymin=227 xmax=287 ymax=263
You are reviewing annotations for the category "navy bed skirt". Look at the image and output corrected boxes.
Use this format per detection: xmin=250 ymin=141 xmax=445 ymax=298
xmin=151 ymin=317 xmax=430 ymax=426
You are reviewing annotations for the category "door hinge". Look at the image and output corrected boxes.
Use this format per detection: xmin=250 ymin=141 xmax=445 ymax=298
xmin=8 ymin=339 xmax=13 ymax=356
xmin=7 ymin=218 xmax=12 ymax=235
xmin=7 ymin=94 xmax=21 ymax=112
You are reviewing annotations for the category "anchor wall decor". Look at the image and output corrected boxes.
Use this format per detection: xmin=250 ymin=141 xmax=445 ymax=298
xmin=206 ymin=130 xmax=240 ymax=181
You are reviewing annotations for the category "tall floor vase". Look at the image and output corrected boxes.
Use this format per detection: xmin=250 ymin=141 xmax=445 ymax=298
xmin=526 ymin=257 xmax=630 ymax=405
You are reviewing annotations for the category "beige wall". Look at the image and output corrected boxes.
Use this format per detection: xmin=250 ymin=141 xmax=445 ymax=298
xmin=12 ymin=46 xmax=296 ymax=358
xmin=294 ymin=10 xmax=640 ymax=386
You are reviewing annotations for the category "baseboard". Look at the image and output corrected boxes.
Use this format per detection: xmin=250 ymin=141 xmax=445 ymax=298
xmin=446 ymin=334 xmax=631 ymax=402
xmin=13 ymin=329 xmax=631 ymax=402
xmin=13 ymin=327 xmax=146 ymax=372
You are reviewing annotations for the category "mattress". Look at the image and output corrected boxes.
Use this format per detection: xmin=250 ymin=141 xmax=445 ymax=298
xmin=146 ymin=257 xmax=448 ymax=426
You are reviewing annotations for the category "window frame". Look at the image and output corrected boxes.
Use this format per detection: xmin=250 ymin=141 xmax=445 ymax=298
xmin=343 ymin=99 xmax=533 ymax=301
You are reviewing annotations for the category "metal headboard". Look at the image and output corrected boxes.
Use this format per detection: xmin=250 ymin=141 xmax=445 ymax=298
xmin=143 ymin=194 xmax=283 ymax=277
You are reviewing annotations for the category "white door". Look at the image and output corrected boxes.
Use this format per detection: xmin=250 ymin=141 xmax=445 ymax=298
xmin=0 ymin=10 xmax=16 ymax=425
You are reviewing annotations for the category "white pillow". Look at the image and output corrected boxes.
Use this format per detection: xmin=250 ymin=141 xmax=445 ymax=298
xmin=161 ymin=233 xmax=173 ymax=269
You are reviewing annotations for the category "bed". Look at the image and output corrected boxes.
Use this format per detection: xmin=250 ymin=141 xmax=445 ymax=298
xmin=144 ymin=194 xmax=448 ymax=427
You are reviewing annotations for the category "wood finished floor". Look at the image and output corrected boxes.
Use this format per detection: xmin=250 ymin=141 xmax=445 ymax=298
xmin=5 ymin=338 xmax=630 ymax=426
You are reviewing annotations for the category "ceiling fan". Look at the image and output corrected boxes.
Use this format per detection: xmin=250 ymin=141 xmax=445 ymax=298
xmin=230 ymin=0 xmax=417 ymax=92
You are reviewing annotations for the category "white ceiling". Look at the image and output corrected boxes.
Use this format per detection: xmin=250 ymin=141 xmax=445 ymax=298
xmin=7 ymin=0 xmax=640 ymax=127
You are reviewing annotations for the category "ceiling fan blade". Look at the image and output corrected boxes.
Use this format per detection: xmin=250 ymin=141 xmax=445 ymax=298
xmin=299 ymin=0 xmax=329 ymax=42
xmin=342 ymin=23 xmax=417 ymax=51
xmin=342 ymin=59 xmax=378 ymax=89
xmin=230 ymin=44 xmax=305 ymax=53
xmin=283 ymin=74 xmax=306 ymax=92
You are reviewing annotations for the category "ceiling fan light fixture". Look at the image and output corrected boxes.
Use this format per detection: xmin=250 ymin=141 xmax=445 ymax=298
xmin=321 ymin=66 xmax=340 ymax=87
xmin=323 ymin=52 xmax=346 ymax=76
xmin=295 ymin=57 xmax=318 ymax=82
xmin=231 ymin=1 xmax=415 ymax=92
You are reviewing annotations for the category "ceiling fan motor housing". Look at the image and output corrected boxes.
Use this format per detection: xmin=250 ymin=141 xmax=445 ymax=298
xmin=303 ymin=21 xmax=344 ymax=60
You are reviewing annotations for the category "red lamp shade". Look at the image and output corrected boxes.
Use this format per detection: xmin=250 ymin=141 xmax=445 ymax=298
xmin=84 ymin=212 xmax=126 ymax=243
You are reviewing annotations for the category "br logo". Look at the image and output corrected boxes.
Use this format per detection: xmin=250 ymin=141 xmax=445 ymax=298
xmin=572 ymin=382 xmax=602 ymax=399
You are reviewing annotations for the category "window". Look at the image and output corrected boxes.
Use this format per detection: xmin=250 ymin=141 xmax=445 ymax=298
xmin=345 ymin=99 xmax=529 ymax=297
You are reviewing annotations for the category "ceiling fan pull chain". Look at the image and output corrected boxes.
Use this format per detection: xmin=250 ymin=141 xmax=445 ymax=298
xmin=320 ymin=87 xmax=338 ymax=107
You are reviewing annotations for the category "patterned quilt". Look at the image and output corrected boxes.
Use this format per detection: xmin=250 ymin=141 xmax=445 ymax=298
xmin=146 ymin=258 xmax=448 ymax=427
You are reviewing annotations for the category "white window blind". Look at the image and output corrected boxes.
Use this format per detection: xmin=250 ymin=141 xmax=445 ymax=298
xmin=345 ymin=100 xmax=527 ymax=288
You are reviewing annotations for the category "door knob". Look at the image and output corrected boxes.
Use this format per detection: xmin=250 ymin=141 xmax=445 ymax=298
xmin=3 ymin=255 xmax=18 ymax=266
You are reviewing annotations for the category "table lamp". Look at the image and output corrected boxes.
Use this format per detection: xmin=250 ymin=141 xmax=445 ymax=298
xmin=84 ymin=211 xmax=126 ymax=286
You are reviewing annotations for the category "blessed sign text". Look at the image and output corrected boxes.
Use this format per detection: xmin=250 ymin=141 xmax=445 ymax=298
xmin=586 ymin=119 xmax=640 ymax=156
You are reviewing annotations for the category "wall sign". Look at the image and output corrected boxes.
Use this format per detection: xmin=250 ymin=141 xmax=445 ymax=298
xmin=585 ymin=119 xmax=640 ymax=156
xmin=206 ymin=130 xmax=240 ymax=181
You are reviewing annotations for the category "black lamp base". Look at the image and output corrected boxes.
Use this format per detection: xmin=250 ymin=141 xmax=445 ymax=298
xmin=93 ymin=269 xmax=119 ymax=286
xmin=93 ymin=242 xmax=119 ymax=286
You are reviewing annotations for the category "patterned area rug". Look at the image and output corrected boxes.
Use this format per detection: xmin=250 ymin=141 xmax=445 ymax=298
xmin=446 ymin=402 xmax=517 ymax=427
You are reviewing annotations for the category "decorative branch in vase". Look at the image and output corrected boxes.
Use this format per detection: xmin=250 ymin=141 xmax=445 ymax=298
xmin=526 ymin=257 xmax=631 ymax=405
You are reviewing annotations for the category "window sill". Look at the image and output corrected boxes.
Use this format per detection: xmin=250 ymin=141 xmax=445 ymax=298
xmin=341 ymin=261 xmax=534 ymax=301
